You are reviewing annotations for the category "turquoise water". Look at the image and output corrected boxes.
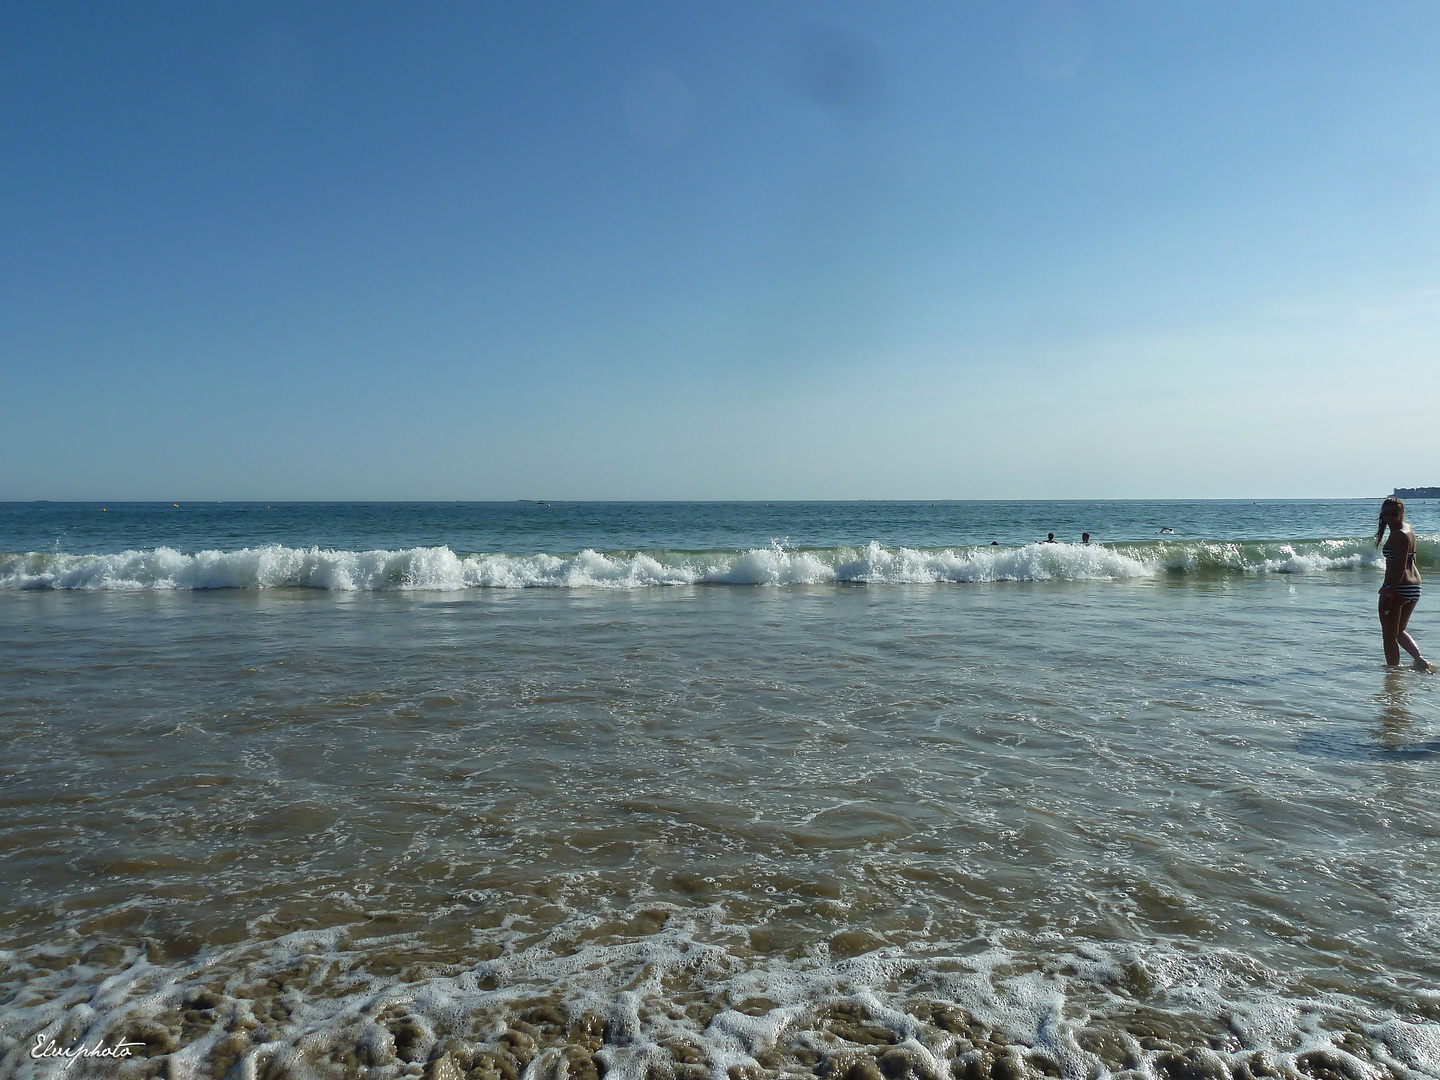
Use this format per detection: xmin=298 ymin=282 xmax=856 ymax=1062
xmin=5 ymin=499 xmax=1438 ymax=559
xmin=1 ymin=501 xmax=1438 ymax=1080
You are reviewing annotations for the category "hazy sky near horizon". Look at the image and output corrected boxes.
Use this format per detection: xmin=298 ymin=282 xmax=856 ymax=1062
xmin=3 ymin=2 xmax=1438 ymax=500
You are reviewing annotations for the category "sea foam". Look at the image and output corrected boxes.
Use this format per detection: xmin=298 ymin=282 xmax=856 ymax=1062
xmin=0 ymin=537 xmax=1404 ymax=590
xmin=4 ymin=913 xmax=1429 ymax=1080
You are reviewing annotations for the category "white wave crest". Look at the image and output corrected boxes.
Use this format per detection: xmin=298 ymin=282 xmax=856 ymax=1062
xmin=0 ymin=538 xmax=1390 ymax=591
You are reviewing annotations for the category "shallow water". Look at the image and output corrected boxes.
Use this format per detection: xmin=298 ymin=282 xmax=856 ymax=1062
xmin=2 ymin=503 xmax=1440 ymax=1080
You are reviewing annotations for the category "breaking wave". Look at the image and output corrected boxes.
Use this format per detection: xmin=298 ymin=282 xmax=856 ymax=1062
xmin=1 ymin=537 xmax=1427 ymax=591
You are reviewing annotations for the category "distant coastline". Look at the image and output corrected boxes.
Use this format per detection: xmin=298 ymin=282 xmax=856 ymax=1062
xmin=1394 ymin=487 xmax=1440 ymax=499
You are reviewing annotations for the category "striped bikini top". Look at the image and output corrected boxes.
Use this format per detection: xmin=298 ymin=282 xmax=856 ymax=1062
xmin=1383 ymin=544 xmax=1415 ymax=568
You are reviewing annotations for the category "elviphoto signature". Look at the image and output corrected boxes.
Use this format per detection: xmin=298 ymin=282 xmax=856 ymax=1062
xmin=30 ymin=1033 xmax=145 ymax=1069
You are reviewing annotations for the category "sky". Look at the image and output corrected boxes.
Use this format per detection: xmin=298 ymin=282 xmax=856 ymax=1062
xmin=3 ymin=1 xmax=1438 ymax=500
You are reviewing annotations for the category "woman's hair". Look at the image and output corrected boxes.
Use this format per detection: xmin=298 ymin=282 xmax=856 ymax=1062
xmin=1376 ymin=497 xmax=1405 ymax=546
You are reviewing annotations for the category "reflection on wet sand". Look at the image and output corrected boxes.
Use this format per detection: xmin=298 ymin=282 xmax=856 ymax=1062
xmin=1375 ymin=670 xmax=1440 ymax=759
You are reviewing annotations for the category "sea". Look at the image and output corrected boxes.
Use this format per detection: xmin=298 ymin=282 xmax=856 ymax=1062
xmin=2 ymin=500 xmax=1439 ymax=1080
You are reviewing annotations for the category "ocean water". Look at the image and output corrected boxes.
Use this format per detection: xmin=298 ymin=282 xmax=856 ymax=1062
xmin=2 ymin=501 xmax=1440 ymax=1080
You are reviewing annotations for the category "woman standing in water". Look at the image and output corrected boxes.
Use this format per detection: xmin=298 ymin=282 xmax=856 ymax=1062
xmin=1376 ymin=497 xmax=1434 ymax=671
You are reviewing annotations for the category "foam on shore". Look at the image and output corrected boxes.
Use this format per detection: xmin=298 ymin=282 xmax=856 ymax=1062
xmin=3 ymin=914 xmax=1436 ymax=1080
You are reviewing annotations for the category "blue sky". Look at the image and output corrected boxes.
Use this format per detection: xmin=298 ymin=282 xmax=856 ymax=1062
xmin=3 ymin=2 xmax=1438 ymax=499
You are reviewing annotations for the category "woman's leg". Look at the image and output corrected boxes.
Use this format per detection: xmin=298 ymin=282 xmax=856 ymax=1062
xmin=1380 ymin=594 xmax=1402 ymax=666
xmin=1396 ymin=600 xmax=1433 ymax=670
